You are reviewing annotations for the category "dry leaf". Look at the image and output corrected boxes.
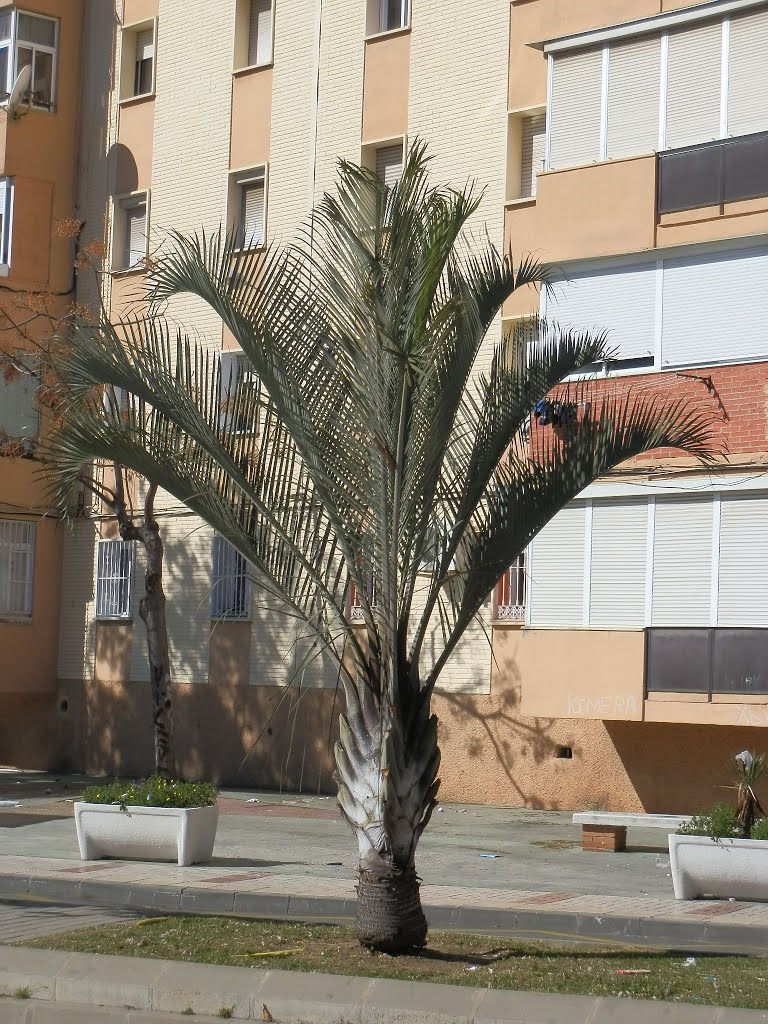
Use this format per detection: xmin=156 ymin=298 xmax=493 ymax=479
xmin=262 ymin=1005 xmax=273 ymax=1022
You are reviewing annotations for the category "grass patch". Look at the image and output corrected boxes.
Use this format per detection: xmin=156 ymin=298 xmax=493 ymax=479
xmin=529 ymin=839 xmax=581 ymax=851
xmin=22 ymin=916 xmax=768 ymax=1010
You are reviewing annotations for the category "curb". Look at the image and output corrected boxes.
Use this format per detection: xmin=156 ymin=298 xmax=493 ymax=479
xmin=2 ymin=946 xmax=766 ymax=1024
xmin=3 ymin=873 xmax=768 ymax=955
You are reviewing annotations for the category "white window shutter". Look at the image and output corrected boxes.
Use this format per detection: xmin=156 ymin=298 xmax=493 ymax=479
xmin=0 ymin=520 xmax=34 ymax=616
xmin=589 ymin=499 xmax=647 ymax=626
xmin=546 ymin=261 xmax=657 ymax=363
xmin=125 ymin=203 xmax=146 ymax=268
xmin=241 ymin=181 xmax=265 ymax=248
xmin=0 ymin=355 xmax=39 ymax=438
xmin=376 ymin=144 xmax=403 ymax=190
xmin=718 ymin=495 xmax=768 ymax=626
xmin=95 ymin=539 xmax=134 ymax=619
xmin=528 ymin=502 xmax=586 ymax=626
xmin=665 ymin=21 xmax=722 ymax=150
xmin=135 ymin=28 xmax=154 ymax=63
xmin=606 ymin=35 xmax=661 ymax=159
xmin=728 ymin=8 xmax=768 ymax=138
xmin=662 ymin=244 xmax=768 ymax=368
xmin=520 ymin=114 xmax=546 ymax=198
xmin=549 ymin=48 xmax=603 ymax=170
xmin=249 ymin=0 xmax=272 ymax=66
xmin=651 ymin=498 xmax=713 ymax=626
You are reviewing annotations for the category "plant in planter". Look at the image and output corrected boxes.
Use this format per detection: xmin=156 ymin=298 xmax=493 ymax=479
xmin=669 ymin=753 xmax=768 ymax=901
xmin=75 ymin=777 xmax=219 ymax=866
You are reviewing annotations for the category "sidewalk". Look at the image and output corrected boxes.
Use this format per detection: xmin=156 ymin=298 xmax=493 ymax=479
xmin=2 ymin=946 xmax=768 ymax=1023
xmin=2 ymin=786 xmax=768 ymax=954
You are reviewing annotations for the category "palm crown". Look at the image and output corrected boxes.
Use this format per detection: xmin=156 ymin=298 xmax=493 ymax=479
xmin=47 ymin=142 xmax=712 ymax=952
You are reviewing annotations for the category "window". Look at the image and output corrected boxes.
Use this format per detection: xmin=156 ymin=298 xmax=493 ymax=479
xmin=378 ymin=0 xmax=408 ymax=33
xmin=548 ymin=48 xmax=603 ymax=170
xmin=230 ymin=169 xmax=266 ymax=250
xmin=374 ymin=143 xmax=403 ymax=220
xmin=0 ymin=351 xmax=39 ymax=440
xmin=494 ymin=553 xmax=526 ymax=622
xmin=114 ymin=193 xmax=148 ymax=271
xmin=120 ymin=20 xmax=156 ymax=100
xmin=0 ymin=9 xmax=58 ymax=110
xmin=0 ymin=519 xmax=34 ymax=617
xmin=219 ymin=349 xmax=261 ymax=433
xmin=520 ymin=114 xmax=545 ymax=199
xmin=248 ymin=0 xmax=272 ymax=66
xmin=95 ymin=539 xmax=134 ymax=620
xmin=210 ymin=535 xmax=250 ymax=619
xmin=0 ymin=177 xmax=12 ymax=267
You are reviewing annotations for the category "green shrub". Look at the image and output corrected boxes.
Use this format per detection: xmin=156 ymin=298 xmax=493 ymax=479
xmin=677 ymin=802 xmax=740 ymax=840
xmin=750 ymin=816 xmax=768 ymax=840
xmin=82 ymin=776 xmax=218 ymax=809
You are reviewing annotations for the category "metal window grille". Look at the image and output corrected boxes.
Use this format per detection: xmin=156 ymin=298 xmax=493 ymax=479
xmin=348 ymin=574 xmax=376 ymax=621
xmin=495 ymin=552 xmax=526 ymax=622
xmin=0 ymin=519 xmax=34 ymax=616
xmin=210 ymin=535 xmax=250 ymax=619
xmin=95 ymin=539 xmax=134 ymax=619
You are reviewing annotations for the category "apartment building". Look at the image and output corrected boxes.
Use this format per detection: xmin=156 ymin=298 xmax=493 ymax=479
xmin=0 ymin=0 xmax=82 ymax=767
xmin=5 ymin=0 xmax=768 ymax=812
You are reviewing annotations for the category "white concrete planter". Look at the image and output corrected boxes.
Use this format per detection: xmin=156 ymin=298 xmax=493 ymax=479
xmin=669 ymin=833 xmax=768 ymax=900
xmin=74 ymin=802 xmax=219 ymax=867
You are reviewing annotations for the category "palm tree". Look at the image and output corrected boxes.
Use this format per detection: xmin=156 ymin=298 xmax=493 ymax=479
xmin=45 ymin=143 xmax=712 ymax=953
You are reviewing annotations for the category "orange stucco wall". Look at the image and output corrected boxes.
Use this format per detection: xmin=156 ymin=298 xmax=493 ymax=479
xmin=361 ymin=30 xmax=410 ymax=144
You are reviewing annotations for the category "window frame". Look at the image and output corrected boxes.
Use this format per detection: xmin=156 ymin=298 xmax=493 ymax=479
xmin=493 ymin=552 xmax=527 ymax=624
xmin=0 ymin=518 xmax=35 ymax=619
xmin=229 ymin=166 xmax=267 ymax=252
xmin=0 ymin=348 xmax=39 ymax=441
xmin=112 ymin=190 xmax=150 ymax=273
xmin=95 ymin=538 xmax=135 ymax=621
xmin=0 ymin=175 xmax=14 ymax=269
xmin=219 ymin=349 xmax=261 ymax=435
xmin=210 ymin=534 xmax=251 ymax=620
xmin=119 ymin=17 xmax=157 ymax=102
xmin=3 ymin=8 xmax=59 ymax=112
xmin=366 ymin=0 xmax=410 ymax=37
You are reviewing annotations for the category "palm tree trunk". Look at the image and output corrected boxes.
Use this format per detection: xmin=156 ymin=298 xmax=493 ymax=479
xmin=137 ymin=518 xmax=176 ymax=779
xmin=335 ymin=673 xmax=439 ymax=953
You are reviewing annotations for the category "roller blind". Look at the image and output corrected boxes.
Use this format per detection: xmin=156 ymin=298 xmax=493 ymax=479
xmin=661 ymin=244 xmax=768 ymax=367
xmin=125 ymin=203 xmax=146 ymax=268
xmin=665 ymin=21 xmax=722 ymax=150
xmin=606 ymin=35 xmax=661 ymax=159
xmin=520 ymin=114 xmax=546 ymax=198
xmin=376 ymin=144 xmax=403 ymax=189
xmin=651 ymin=497 xmax=713 ymax=626
xmin=549 ymin=48 xmax=603 ymax=170
xmin=546 ymin=261 xmax=657 ymax=362
xmin=728 ymin=8 xmax=768 ymax=138
xmin=135 ymin=28 xmax=154 ymax=63
xmin=718 ymin=495 xmax=768 ymax=627
xmin=241 ymin=180 xmax=265 ymax=248
xmin=589 ymin=500 xmax=647 ymax=626
xmin=249 ymin=0 xmax=272 ymax=66
xmin=528 ymin=502 xmax=586 ymax=626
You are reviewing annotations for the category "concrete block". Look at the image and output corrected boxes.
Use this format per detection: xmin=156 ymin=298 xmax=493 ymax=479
xmin=0 ymin=948 xmax=74 ymax=1001
xmin=476 ymin=989 xmax=596 ymax=1024
xmin=717 ymin=1011 xmax=768 ymax=1023
xmin=424 ymin=905 xmax=461 ymax=930
xmin=78 ymin=881 xmax=133 ymax=906
xmin=151 ymin=960 xmax=265 ymax=1019
xmin=28 ymin=1003 xmax=130 ymax=1023
xmin=126 ymin=887 xmax=181 ymax=912
xmin=0 ymin=875 xmax=30 ymax=896
xmin=231 ymin=893 xmax=290 ymax=917
xmin=362 ymin=977 xmax=481 ymax=1024
xmin=27 ymin=880 xmax=82 ymax=903
xmin=591 ymin=998 xmax=719 ymax=1022
xmin=255 ymin=967 xmax=374 ymax=1024
xmin=54 ymin=952 xmax=165 ymax=1010
xmin=179 ymin=889 xmax=236 ymax=914
xmin=0 ymin=1000 xmax=32 ymax=1023
xmin=286 ymin=896 xmax=350 ymax=919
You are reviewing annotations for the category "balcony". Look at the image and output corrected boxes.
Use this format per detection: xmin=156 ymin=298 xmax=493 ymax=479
xmin=658 ymin=132 xmax=768 ymax=216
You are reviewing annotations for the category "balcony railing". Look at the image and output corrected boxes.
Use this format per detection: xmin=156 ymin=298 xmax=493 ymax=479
xmin=494 ymin=553 xmax=526 ymax=623
xmin=658 ymin=131 xmax=768 ymax=215
xmin=646 ymin=627 xmax=768 ymax=696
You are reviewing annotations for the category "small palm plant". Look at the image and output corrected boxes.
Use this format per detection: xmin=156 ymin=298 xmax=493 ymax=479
xmin=45 ymin=143 xmax=713 ymax=953
xmin=733 ymin=750 xmax=767 ymax=838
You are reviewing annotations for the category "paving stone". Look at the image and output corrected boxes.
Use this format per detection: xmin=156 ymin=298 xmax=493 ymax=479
xmin=0 ymin=947 xmax=74 ymax=1000
xmin=54 ymin=952 xmax=165 ymax=1010
xmin=151 ymin=960 xmax=265 ymax=1018
xmin=27 ymin=1003 xmax=130 ymax=1023
xmin=255 ymin=967 xmax=374 ymax=1024
xmin=475 ymin=988 xmax=597 ymax=1024
xmin=362 ymin=977 xmax=481 ymax=1024
xmin=591 ymin=997 xmax=719 ymax=1022
xmin=0 ymin=1000 xmax=31 ymax=1024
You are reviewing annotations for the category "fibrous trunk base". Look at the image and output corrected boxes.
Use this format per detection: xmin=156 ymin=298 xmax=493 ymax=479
xmin=356 ymin=866 xmax=427 ymax=953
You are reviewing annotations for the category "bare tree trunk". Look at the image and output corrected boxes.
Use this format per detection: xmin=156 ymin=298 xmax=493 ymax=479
xmin=112 ymin=469 xmax=176 ymax=778
xmin=138 ymin=512 xmax=176 ymax=778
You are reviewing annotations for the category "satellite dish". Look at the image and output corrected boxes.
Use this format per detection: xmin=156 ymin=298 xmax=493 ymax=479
xmin=6 ymin=65 xmax=32 ymax=119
